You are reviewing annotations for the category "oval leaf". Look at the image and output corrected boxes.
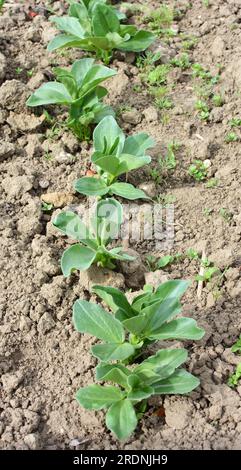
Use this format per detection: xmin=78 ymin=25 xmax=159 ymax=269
xmin=73 ymin=299 xmax=125 ymax=343
xmin=74 ymin=177 xmax=109 ymax=196
xmin=153 ymin=369 xmax=200 ymax=395
xmin=27 ymin=82 xmax=72 ymax=107
xmin=91 ymin=342 xmax=135 ymax=361
xmin=118 ymin=30 xmax=156 ymax=52
xmin=61 ymin=244 xmax=96 ymax=276
xmin=110 ymin=182 xmax=150 ymax=200
xmin=76 ymin=384 xmax=124 ymax=410
xmin=106 ymin=399 xmax=137 ymax=440
xmin=149 ymin=317 xmax=205 ymax=341
xmin=92 ymin=4 xmax=120 ymax=36
xmin=93 ymin=116 xmax=125 ymax=156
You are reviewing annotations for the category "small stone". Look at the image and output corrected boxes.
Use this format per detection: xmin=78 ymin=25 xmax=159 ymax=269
xmin=39 ymin=179 xmax=49 ymax=189
xmin=0 ymin=141 xmax=15 ymax=162
xmin=24 ymin=26 xmax=41 ymax=43
xmin=144 ymin=271 xmax=169 ymax=289
xmin=142 ymin=106 xmax=158 ymax=123
xmin=0 ymin=80 xmax=27 ymax=111
xmin=164 ymin=398 xmax=194 ymax=429
xmin=149 ymin=42 xmax=176 ymax=64
xmin=27 ymin=72 xmax=45 ymax=91
xmin=24 ymin=433 xmax=40 ymax=450
xmin=206 ymin=292 xmax=215 ymax=308
xmin=41 ymin=192 xmax=74 ymax=208
xmin=209 ymin=248 xmax=235 ymax=270
xmin=54 ymin=150 xmax=75 ymax=165
xmin=138 ymin=181 xmax=156 ymax=198
xmin=211 ymin=37 xmax=225 ymax=58
xmin=2 ymin=175 xmax=34 ymax=198
xmin=119 ymin=249 xmax=145 ymax=289
xmin=203 ymin=159 xmax=211 ymax=168
xmin=25 ymin=134 xmax=43 ymax=158
xmin=7 ymin=112 xmax=45 ymax=131
xmin=209 ymin=404 xmax=222 ymax=421
xmin=1 ymin=371 xmax=24 ymax=393
xmin=122 ymin=109 xmax=141 ymax=125
xmin=77 ymin=266 xmax=125 ymax=292
xmin=222 ymin=348 xmax=241 ymax=365
xmin=230 ymin=281 xmax=241 ymax=299
xmin=38 ymin=312 xmax=55 ymax=334
xmin=19 ymin=316 xmax=32 ymax=332
xmin=0 ymin=52 xmax=7 ymax=83
xmin=41 ymin=25 xmax=57 ymax=44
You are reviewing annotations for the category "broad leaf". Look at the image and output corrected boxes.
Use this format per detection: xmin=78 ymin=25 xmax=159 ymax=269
xmin=27 ymin=82 xmax=72 ymax=107
xmin=76 ymin=384 xmax=124 ymax=410
xmin=134 ymin=349 xmax=188 ymax=382
xmin=92 ymin=154 xmax=121 ymax=176
xmin=93 ymin=198 xmax=123 ymax=244
xmin=92 ymin=285 xmax=134 ymax=316
xmin=149 ymin=317 xmax=205 ymax=341
xmin=47 ymin=34 xmax=94 ymax=52
xmin=147 ymin=280 xmax=190 ymax=308
xmin=61 ymin=244 xmax=96 ymax=276
xmin=93 ymin=116 xmax=125 ymax=156
xmin=92 ymin=342 xmax=135 ymax=361
xmin=117 ymin=154 xmax=151 ymax=174
xmin=81 ymin=64 xmax=117 ymax=98
xmin=73 ymin=299 xmax=125 ymax=343
xmin=96 ymin=363 xmax=130 ymax=388
xmin=110 ymin=182 xmax=150 ymax=200
xmin=106 ymin=399 xmax=137 ymax=440
xmin=69 ymin=2 xmax=91 ymax=32
xmin=74 ymin=177 xmax=109 ymax=196
xmin=119 ymin=30 xmax=156 ymax=52
xmin=50 ymin=16 xmax=85 ymax=38
xmin=153 ymin=369 xmax=200 ymax=395
xmin=53 ymin=211 xmax=90 ymax=243
xmin=71 ymin=58 xmax=95 ymax=86
xmin=128 ymin=385 xmax=154 ymax=401
xmin=123 ymin=133 xmax=155 ymax=156
xmin=92 ymin=4 xmax=119 ymax=36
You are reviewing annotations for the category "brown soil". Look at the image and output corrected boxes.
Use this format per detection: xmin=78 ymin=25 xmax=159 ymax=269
xmin=1 ymin=0 xmax=241 ymax=450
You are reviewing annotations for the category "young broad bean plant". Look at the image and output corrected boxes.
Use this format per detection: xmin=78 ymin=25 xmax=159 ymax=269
xmin=74 ymin=116 xmax=155 ymax=200
xmin=53 ymin=198 xmax=134 ymax=274
xmin=73 ymin=280 xmax=205 ymax=439
xmin=26 ymin=58 xmax=116 ymax=140
xmin=48 ymin=2 xmax=155 ymax=64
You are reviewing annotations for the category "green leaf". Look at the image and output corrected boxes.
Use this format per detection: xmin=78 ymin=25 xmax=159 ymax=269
xmin=153 ymin=369 xmax=200 ymax=395
xmin=93 ymin=116 xmax=125 ymax=156
xmin=128 ymin=385 xmax=154 ymax=401
xmin=81 ymin=64 xmax=117 ymax=99
xmin=123 ymin=133 xmax=155 ymax=156
xmin=53 ymin=211 xmax=88 ymax=241
xmin=61 ymin=244 xmax=96 ymax=276
xmin=92 ymin=285 xmax=134 ymax=316
xmin=50 ymin=16 xmax=85 ymax=38
xmin=156 ymin=255 xmax=174 ymax=268
xmin=123 ymin=314 xmax=150 ymax=337
xmin=92 ymin=154 xmax=121 ymax=176
xmin=117 ymin=154 xmax=151 ymax=174
xmin=53 ymin=67 xmax=77 ymax=97
xmin=110 ymin=182 xmax=150 ymax=200
xmin=74 ymin=177 xmax=109 ymax=196
xmin=149 ymin=317 xmax=205 ymax=341
xmin=93 ymin=198 xmax=123 ymax=244
xmin=69 ymin=2 xmax=91 ymax=32
xmin=134 ymin=349 xmax=188 ymax=383
xmin=76 ymin=384 xmax=124 ymax=410
xmin=106 ymin=399 xmax=138 ymax=440
xmin=92 ymin=4 xmax=119 ymax=36
xmin=96 ymin=363 xmax=130 ymax=388
xmin=71 ymin=58 xmax=95 ymax=86
xmin=118 ymin=30 xmax=156 ymax=52
xmin=149 ymin=280 xmax=190 ymax=307
xmin=47 ymin=34 xmax=94 ymax=52
xmin=73 ymin=299 xmax=125 ymax=343
xmin=92 ymin=342 xmax=135 ymax=361
xmin=26 ymin=82 xmax=72 ymax=107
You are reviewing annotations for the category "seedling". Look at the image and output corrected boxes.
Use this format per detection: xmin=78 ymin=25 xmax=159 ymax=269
xmin=202 ymin=0 xmax=210 ymax=7
xmin=225 ymin=132 xmax=238 ymax=143
xmin=147 ymin=64 xmax=170 ymax=86
xmin=159 ymin=141 xmax=180 ymax=172
xmin=47 ymin=3 xmax=155 ymax=64
xmin=231 ymin=335 xmax=241 ymax=354
xmin=229 ymin=118 xmax=241 ymax=128
xmin=0 ymin=0 xmax=5 ymax=12
xmin=73 ymin=280 xmax=205 ymax=439
xmin=219 ymin=208 xmax=233 ymax=223
xmin=171 ymin=53 xmax=191 ymax=70
xmin=53 ymin=198 xmax=134 ymax=273
xmin=41 ymin=201 xmax=53 ymax=212
xmin=146 ymin=254 xmax=175 ymax=271
xmin=146 ymin=5 xmax=173 ymax=31
xmin=188 ymin=160 xmax=208 ymax=181
xmin=155 ymin=96 xmax=173 ymax=110
xmin=15 ymin=67 xmax=23 ymax=75
xmin=203 ymin=207 xmax=213 ymax=217
xmin=206 ymin=178 xmax=219 ymax=188
xmin=186 ymin=248 xmax=199 ymax=261
xmin=195 ymin=100 xmax=209 ymax=121
xmin=195 ymin=267 xmax=219 ymax=283
xmin=212 ymin=94 xmax=223 ymax=107
xmin=27 ymin=69 xmax=34 ymax=78
xmin=27 ymin=58 xmax=116 ymax=141
xmin=74 ymin=116 xmax=155 ymax=200
xmin=228 ymin=364 xmax=241 ymax=388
